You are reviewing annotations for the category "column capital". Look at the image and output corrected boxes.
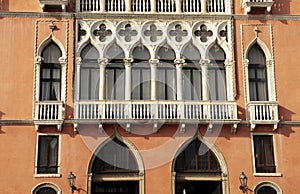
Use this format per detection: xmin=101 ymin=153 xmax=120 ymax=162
xmin=149 ymin=58 xmax=159 ymax=64
xmin=98 ymin=58 xmax=108 ymax=67
xmin=224 ymin=59 xmax=233 ymax=67
xmin=243 ymin=59 xmax=249 ymax=67
xmin=34 ymin=56 xmax=43 ymax=64
xmin=124 ymin=58 xmax=133 ymax=67
xmin=75 ymin=57 xmax=82 ymax=65
xmin=174 ymin=58 xmax=185 ymax=66
xmin=266 ymin=59 xmax=274 ymax=67
xmin=59 ymin=57 xmax=67 ymax=64
xmin=199 ymin=59 xmax=210 ymax=66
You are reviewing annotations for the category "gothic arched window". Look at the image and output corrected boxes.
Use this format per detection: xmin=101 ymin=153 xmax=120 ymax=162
xmin=248 ymin=43 xmax=268 ymax=101
xmin=40 ymin=42 xmax=62 ymax=101
xmin=80 ymin=44 xmax=100 ymax=100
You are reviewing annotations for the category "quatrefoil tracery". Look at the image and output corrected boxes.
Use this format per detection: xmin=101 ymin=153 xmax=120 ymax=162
xmin=93 ymin=24 xmax=112 ymax=42
xmin=169 ymin=24 xmax=188 ymax=42
xmin=194 ymin=24 xmax=213 ymax=42
xmin=118 ymin=24 xmax=138 ymax=42
xmin=144 ymin=24 xmax=163 ymax=42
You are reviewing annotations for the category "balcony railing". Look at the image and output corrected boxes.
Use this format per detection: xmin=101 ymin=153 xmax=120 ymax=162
xmin=242 ymin=0 xmax=274 ymax=14
xmin=33 ymin=101 xmax=64 ymax=130
xmin=247 ymin=101 xmax=279 ymax=130
xmin=74 ymin=100 xmax=238 ymax=122
xmin=76 ymin=0 xmax=230 ymax=13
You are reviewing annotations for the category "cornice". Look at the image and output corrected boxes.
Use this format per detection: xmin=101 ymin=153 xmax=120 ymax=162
xmin=1 ymin=11 xmax=300 ymax=21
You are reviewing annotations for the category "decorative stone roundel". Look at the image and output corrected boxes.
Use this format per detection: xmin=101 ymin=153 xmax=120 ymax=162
xmin=90 ymin=20 xmax=115 ymax=44
xmin=192 ymin=22 xmax=216 ymax=45
xmin=167 ymin=21 xmax=191 ymax=45
xmin=116 ymin=21 xmax=141 ymax=45
xmin=141 ymin=21 xmax=166 ymax=45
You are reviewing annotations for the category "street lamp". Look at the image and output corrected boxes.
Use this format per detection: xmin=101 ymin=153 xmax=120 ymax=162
xmin=239 ymin=172 xmax=248 ymax=193
xmin=67 ymin=172 xmax=77 ymax=193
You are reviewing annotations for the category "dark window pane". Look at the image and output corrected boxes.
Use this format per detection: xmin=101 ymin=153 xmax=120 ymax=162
xmin=37 ymin=136 xmax=58 ymax=174
xmin=91 ymin=138 xmax=139 ymax=173
xmin=254 ymin=136 xmax=275 ymax=173
xmin=257 ymin=186 xmax=277 ymax=194
xmin=208 ymin=44 xmax=226 ymax=101
xmin=37 ymin=187 xmax=56 ymax=194
xmin=175 ymin=181 xmax=222 ymax=194
xmin=80 ymin=44 xmax=100 ymax=100
xmin=40 ymin=42 xmax=62 ymax=101
xmin=248 ymin=44 xmax=268 ymax=101
xmin=175 ymin=139 xmax=221 ymax=172
xmin=92 ymin=181 xmax=139 ymax=194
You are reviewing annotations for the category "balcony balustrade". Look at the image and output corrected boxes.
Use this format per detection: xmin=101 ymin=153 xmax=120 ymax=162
xmin=33 ymin=101 xmax=65 ymax=130
xmin=242 ymin=0 xmax=274 ymax=14
xmin=74 ymin=100 xmax=238 ymax=123
xmin=76 ymin=0 xmax=229 ymax=13
xmin=247 ymin=101 xmax=279 ymax=130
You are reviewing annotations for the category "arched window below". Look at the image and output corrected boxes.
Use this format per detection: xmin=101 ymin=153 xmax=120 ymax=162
xmin=32 ymin=183 xmax=60 ymax=194
xmin=173 ymin=138 xmax=223 ymax=194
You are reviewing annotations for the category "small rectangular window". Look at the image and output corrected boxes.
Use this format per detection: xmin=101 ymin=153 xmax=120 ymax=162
xmin=253 ymin=135 xmax=275 ymax=173
xmin=37 ymin=135 xmax=59 ymax=174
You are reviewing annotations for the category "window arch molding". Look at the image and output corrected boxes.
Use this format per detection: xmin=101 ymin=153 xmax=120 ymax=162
xmin=254 ymin=181 xmax=282 ymax=194
xmin=32 ymin=182 xmax=61 ymax=194
xmin=87 ymin=130 xmax=145 ymax=194
xmin=35 ymin=34 xmax=67 ymax=102
xmin=33 ymin=34 xmax=67 ymax=130
xmin=243 ymin=37 xmax=276 ymax=102
xmin=203 ymin=42 xmax=234 ymax=101
xmin=171 ymin=131 xmax=229 ymax=194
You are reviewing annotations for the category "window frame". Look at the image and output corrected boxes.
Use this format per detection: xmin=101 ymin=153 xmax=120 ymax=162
xmin=32 ymin=182 xmax=61 ymax=194
xmin=251 ymin=133 xmax=281 ymax=177
xmin=34 ymin=134 xmax=61 ymax=178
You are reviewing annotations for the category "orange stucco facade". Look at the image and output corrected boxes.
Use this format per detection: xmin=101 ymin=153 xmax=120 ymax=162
xmin=1 ymin=0 xmax=300 ymax=194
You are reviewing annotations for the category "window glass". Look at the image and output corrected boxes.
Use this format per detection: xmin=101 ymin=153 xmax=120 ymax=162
xmin=208 ymin=44 xmax=226 ymax=101
xmin=132 ymin=46 xmax=151 ymax=100
xmin=80 ymin=44 xmax=100 ymax=100
xmin=175 ymin=139 xmax=221 ymax=172
xmin=40 ymin=42 xmax=62 ymax=101
xmin=157 ymin=46 xmax=176 ymax=100
xmin=37 ymin=136 xmax=58 ymax=174
xmin=248 ymin=44 xmax=268 ymax=101
xmin=106 ymin=44 xmax=125 ymax=100
xmin=253 ymin=135 xmax=275 ymax=173
xmin=36 ymin=187 xmax=57 ymax=194
xmin=257 ymin=186 xmax=277 ymax=194
xmin=91 ymin=138 xmax=138 ymax=173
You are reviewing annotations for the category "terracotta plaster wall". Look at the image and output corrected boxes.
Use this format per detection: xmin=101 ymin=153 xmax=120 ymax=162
xmin=0 ymin=17 xmax=74 ymax=120
xmin=233 ymin=0 xmax=300 ymax=15
xmin=234 ymin=19 xmax=300 ymax=121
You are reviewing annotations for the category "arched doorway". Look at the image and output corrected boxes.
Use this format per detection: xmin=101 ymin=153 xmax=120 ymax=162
xmin=172 ymin=133 xmax=229 ymax=194
xmin=88 ymin=134 xmax=144 ymax=194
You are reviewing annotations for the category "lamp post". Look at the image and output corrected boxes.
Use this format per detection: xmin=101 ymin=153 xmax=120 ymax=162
xmin=67 ymin=172 xmax=77 ymax=193
xmin=239 ymin=172 xmax=248 ymax=193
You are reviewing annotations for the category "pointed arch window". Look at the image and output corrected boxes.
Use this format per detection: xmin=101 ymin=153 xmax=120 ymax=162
xmin=91 ymin=138 xmax=139 ymax=173
xmin=80 ymin=44 xmax=100 ymax=100
xmin=89 ymin=138 xmax=141 ymax=194
xmin=182 ymin=45 xmax=202 ymax=100
xmin=132 ymin=46 xmax=151 ymax=100
xmin=175 ymin=139 xmax=221 ymax=172
xmin=40 ymin=42 xmax=62 ymax=101
xmin=208 ymin=44 xmax=226 ymax=101
xmin=106 ymin=44 xmax=125 ymax=100
xmin=157 ymin=46 xmax=176 ymax=100
xmin=248 ymin=43 xmax=268 ymax=101
xmin=173 ymin=139 xmax=223 ymax=194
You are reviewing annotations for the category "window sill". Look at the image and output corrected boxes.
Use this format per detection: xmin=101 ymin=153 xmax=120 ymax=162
xmin=253 ymin=173 xmax=282 ymax=177
xmin=34 ymin=173 xmax=62 ymax=178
